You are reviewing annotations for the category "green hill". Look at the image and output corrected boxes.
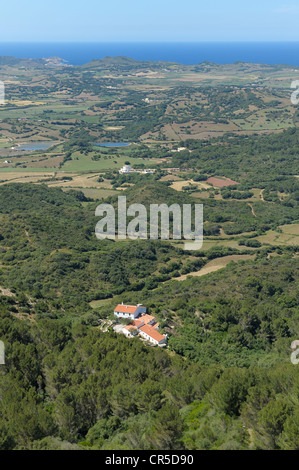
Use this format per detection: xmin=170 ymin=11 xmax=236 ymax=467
xmin=0 ymin=183 xmax=298 ymax=450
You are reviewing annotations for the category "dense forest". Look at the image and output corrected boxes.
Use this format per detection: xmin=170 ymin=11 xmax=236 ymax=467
xmin=174 ymin=128 xmax=299 ymax=186
xmin=0 ymin=183 xmax=298 ymax=450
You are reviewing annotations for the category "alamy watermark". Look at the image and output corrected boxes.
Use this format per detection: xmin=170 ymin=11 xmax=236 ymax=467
xmin=0 ymin=81 xmax=4 ymax=106
xmin=0 ymin=341 xmax=5 ymax=365
xmin=291 ymin=340 xmax=299 ymax=365
xmin=95 ymin=196 xmax=203 ymax=251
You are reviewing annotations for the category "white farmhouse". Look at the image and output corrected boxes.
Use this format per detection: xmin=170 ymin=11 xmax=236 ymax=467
xmin=114 ymin=303 xmax=146 ymax=320
xmin=119 ymin=165 xmax=134 ymax=174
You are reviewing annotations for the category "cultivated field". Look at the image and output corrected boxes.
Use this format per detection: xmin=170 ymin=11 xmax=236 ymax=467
xmin=174 ymin=254 xmax=255 ymax=281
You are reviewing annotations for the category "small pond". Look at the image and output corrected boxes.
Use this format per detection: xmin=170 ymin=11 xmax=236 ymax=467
xmin=93 ymin=142 xmax=131 ymax=148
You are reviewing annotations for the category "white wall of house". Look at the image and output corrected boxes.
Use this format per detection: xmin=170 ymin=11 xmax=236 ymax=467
xmin=139 ymin=330 xmax=158 ymax=344
xmin=123 ymin=328 xmax=132 ymax=337
xmin=114 ymin=311 xmax=136 ymax=320
xmin=119 ymin=165 xmax=134 ymax=174
xmin=139 ymin=330 xmax=167 ymax=345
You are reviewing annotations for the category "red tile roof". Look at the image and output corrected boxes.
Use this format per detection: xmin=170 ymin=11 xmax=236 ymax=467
xmin=139 ymin=324 xmax=166 ymax=343
xmin=140 ymin=314 xmax=155 ymax=325
xmin=115 ymin=304 xmax=138 ymax=314
xmin=132 ymin=319 xmax=144 ymax=327
xmin=125 ymin=319 xmax=144 ymax=329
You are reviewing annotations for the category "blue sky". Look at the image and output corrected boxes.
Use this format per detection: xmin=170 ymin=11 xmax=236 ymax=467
xmin=1 ymin=0 xmax=299 ymax=42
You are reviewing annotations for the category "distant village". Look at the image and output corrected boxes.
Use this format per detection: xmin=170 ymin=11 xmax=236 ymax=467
xmin=113 ymin=303 xmax=167 ymax=347
xmin=119 ymin=164 xmax=156 ymax=174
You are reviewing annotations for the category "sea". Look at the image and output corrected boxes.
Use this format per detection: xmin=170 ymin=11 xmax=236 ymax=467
xmin=0 ymin=42 xmax=299 ymax=66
